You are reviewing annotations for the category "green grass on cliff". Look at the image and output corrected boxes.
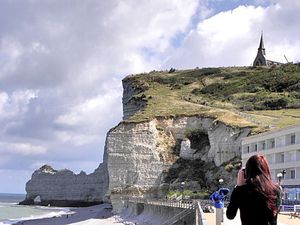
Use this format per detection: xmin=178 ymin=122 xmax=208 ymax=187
xmin=124 ymin=64 xmax=300 ymax=132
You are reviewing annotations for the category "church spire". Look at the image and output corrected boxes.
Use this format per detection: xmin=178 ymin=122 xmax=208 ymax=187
xmin=258 ymin=32 xmax=266 ymax=55
xmin=253 ymin=32 xmax=267 ymax=66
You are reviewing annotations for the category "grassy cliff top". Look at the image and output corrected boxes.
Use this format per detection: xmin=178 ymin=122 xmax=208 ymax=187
xmin=124 ymin=64 xmax=300 ymax=133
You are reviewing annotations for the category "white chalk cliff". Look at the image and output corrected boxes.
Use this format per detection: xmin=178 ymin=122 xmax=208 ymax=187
xmin=21 ymin=75 xmax=252 ymax=207
xmin=20 ymin=164 xmax=108 ymax=206
xmin=106 ymin=117 xmax=250 ymax=211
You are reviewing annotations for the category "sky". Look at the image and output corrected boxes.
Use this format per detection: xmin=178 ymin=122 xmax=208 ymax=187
xmin=0 ymin=0 xmax=300 ymax=193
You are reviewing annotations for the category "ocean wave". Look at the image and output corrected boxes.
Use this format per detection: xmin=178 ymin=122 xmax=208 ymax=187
xmin=0 ymin=209 xmax=70 ymax=225
xmin=0 ymin=202 xmax=18 ymax=205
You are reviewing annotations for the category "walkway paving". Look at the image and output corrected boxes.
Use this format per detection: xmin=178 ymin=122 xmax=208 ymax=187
xmin=204 ymin=209 xmax=300 ymax=225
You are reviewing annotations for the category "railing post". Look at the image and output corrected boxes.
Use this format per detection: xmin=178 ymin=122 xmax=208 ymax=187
xmin=216 ymin=208 xmax=223 ymax=225
xmin=195 ymin=200 xmax=209 ymax=225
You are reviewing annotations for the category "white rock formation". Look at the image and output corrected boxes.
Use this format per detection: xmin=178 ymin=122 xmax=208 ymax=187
xmin=105 ymin=121 xmax=174 ymax=195
xmin=21 ymin=164 xmax=108 ymax=206
xmin=105 ymin=117 xmax=251 ymax=198
xmin=180 ymin=139 xmax=196 ymax=160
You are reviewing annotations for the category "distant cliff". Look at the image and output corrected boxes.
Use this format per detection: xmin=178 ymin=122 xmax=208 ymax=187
xmin=20 ymin=164 xmax=108 ymax=207
xmin=21 ymin=64 xmax=300 ymax=207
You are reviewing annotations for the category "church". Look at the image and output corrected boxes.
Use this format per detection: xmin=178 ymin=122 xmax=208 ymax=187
xmin=253 ymin=34 xmax=283 ymax=66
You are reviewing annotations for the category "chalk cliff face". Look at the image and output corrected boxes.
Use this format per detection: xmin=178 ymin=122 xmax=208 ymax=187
xmin=105 ymin=117 xmax=251 ymax=197
xmin=20 ymin=164 xmax=108 ymax=207
xmin=105 ymin=116 xmax=250 ymax=212
xmin=21 ymin=114 xmax=249 ymax=207
xmin=122 ymin=77 xmax=148 ymax=120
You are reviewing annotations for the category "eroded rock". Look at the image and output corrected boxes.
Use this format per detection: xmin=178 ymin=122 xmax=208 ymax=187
xmin=20 ymin=164 xmax=108 ymax=207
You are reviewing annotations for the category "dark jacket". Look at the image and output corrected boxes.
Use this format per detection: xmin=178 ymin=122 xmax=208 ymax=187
xmin=226 ymin=185 xmax=280 ymax=225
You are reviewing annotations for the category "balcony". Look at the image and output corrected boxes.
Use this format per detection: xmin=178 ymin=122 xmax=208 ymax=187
xmin=269 ymin=161 xmax=300 ymax=170
xmin=281 ymin=178 xmax=300 ymax=186
xmin=242 ymin=143 xmax=300 ymax=158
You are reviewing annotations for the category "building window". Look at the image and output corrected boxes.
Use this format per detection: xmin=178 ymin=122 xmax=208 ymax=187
xmin=247 ymin=146 xmax=250 ymax=153
xmin=262 ymin=142 xmax=266 ymax=150
xmin=271 ymin=139 xmax=275 ymax=148
xmin=280 ymin=154 xmax=284 ymax=163
xmin=291 ymin=170 xmax=295 ymax=179
xmin=291 ymin=134 xmax=296 ymax=145
xmin=255 ymin=144 xmax=258 ymax=151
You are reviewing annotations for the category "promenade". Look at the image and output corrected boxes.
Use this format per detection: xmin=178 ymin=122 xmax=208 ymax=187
xmin=204 ymin=209 xmax=300 ymax=225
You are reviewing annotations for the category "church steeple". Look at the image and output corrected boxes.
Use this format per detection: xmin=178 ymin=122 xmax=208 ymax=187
xmin=258 ymin=33 xmax=266 ymax=55
xmin=253 ymin=33 xmax=267 ymax=66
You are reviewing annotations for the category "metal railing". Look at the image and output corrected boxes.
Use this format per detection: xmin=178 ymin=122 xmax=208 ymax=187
xmin=161 ymin=208 xmax=194 ymax=225
xmin=126 ymin=197 xmax=208 ymax=225
xmin=127 ymin=197 xmax=195 ymax=209
xmin=195 ymin=200 xmax=209 ymax=225
xmin=281 ymin=204 xmax=300 ymax=212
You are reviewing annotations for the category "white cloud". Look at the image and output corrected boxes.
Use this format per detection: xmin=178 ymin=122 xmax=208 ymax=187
xmin=55 ymin=82 xmax=121 ymax=129
xmin=54 ymin=131 xmax=99 ymax=146
xmin=255 ymin=0 xmax=270 ymax=4
xmin=29 ymin=42 xmax=50 ymax=54
xmin=53 ymin=84 xmax=122 ymax=146
xmin=0 ymin=37 xmax=23 ymax=75
xmin=0 ymin=89 xmax=38 ymax=121
xmin=164 ymin=2 xmax=300 ymax=68
xmin=164 ymin=5 xmax=265 ymax=68
xmin=0 ymin=142 xmax=47 ymax=155
xmin=106 ymin=0 xmax=198 ymax=51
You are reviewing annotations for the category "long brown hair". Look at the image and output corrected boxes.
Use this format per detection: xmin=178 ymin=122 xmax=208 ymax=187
xmin=245 ymin=154 xmax=280 ymax=215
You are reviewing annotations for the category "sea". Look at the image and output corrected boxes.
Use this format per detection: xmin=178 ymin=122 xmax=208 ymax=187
xmin=0 ymin=193 xmax=69 ymax=225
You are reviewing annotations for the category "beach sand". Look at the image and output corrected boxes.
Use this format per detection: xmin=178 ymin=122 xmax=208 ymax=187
xmin=12 ymin=204 xmax=300 ymax=225
xmin=13 ymin=204 xmax=137 ymax=225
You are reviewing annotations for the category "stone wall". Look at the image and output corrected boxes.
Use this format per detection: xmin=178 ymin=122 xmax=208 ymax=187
xmin=124 ymin=202 xmax=195 ymax=225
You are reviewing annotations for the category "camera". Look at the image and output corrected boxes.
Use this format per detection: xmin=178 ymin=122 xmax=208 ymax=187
xmin=242 ymin=168 xmax=246 ymax=178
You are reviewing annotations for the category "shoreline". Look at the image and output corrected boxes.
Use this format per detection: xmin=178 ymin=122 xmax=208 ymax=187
xmin=10 ymin=204 xmax=137 ymax=225
xmin=7 ymin=204 xmax=300 ymax=225
xmin=0 ymin=203 xmax=69 ymax=225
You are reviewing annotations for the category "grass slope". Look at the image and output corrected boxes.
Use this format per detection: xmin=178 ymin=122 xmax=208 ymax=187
xmin=124 ymin=64 xmax=300 ymax=132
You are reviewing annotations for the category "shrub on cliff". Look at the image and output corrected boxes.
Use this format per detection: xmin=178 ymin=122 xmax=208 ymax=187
xmin=263 ymin=98 xmax=288 ymax=109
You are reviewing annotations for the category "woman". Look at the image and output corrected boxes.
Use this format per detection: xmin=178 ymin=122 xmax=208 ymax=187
xmin=226 ymin=154 xmax=281 ymax=225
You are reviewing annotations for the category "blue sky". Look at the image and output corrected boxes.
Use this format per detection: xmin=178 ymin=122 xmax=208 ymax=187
xmin=0 ymin=0 xmax=300 ymax=193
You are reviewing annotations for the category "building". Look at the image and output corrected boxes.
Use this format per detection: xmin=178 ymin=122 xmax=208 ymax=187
xmin=253 ymin=33 xmax=283 ymax=66
xmin=241 ymin=124 xmax=300 ymax=204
